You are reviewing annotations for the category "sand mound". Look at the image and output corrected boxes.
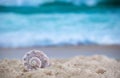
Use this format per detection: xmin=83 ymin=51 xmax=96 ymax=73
xmin=0 ymin=55 xmax=120 ymax=78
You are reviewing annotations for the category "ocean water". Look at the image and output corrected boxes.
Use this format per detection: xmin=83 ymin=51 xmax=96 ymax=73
xmin=0 ymin=2 xmax=120 ymax=48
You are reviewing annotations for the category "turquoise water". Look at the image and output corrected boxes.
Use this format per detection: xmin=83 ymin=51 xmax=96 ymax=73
xmin=0 ymin=2 xmax=120 ymax=48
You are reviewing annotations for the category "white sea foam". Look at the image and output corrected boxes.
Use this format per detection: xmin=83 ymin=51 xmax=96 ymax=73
xmin=0 ymin=12 xmax=120 ymax=47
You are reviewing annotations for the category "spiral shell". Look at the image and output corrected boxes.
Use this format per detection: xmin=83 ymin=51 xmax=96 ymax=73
xmin=23 ymin=50 xmax=50 ymax=71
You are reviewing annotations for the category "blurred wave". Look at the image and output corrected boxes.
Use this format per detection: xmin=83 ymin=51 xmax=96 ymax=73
xmin=0 ymin=11 xmax=120 ymax=48
xmin=0 ymin=0 xmax=120 ymax=6
xmin=0 ymin=0 xmax=100 ymax=6
xmin=0 ymin=2 xmax=120 ymax=14
xmin=0 ymin=0 xmax=120 ymax=48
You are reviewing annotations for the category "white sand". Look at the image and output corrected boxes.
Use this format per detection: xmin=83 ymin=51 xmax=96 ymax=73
xmin=0 ymin=55 xmax=120 ymax=78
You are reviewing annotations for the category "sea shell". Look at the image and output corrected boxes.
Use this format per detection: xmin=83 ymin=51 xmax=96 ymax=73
xmin=23 ymin=50 xmax=50 ymax=71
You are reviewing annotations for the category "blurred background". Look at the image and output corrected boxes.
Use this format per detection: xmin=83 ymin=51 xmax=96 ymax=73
xmin=0 ymin=0 xmax=120 ymax=59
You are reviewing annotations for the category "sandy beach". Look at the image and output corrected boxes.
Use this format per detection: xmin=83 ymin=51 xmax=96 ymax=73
xmin=0 ymin=45 xmax=120 ymax=78
xmin=0 ymin=55 xmax=120 ymax=78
